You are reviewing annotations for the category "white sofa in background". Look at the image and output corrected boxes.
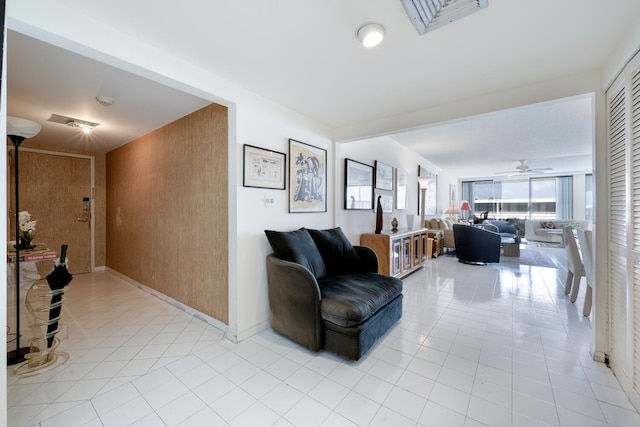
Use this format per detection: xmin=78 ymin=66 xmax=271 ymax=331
xmin=524 ymin=219 xmax=592 ymax=243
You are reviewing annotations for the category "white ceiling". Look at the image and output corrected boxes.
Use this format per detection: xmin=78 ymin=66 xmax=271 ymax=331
xmin=7 ymin=0 xmax=640 ymax=177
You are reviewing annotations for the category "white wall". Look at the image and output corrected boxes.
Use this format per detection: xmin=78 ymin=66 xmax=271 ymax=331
xmin=5 ymin=2 xmax=336 ymax=346
xmin=233 ymin=103 xmax=333 ymax=340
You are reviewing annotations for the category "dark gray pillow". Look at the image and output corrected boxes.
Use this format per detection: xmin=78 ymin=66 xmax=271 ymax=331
xmin=265 ymin=228 xmax=327 ymax=278
xmin=307 ymin=227 xmax=362 ymax=276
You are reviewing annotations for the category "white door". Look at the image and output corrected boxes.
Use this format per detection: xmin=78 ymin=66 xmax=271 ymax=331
xmin=606 ymin=50 xmax=640 ymax=411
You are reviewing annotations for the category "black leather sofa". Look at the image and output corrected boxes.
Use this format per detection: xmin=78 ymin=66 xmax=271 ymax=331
xmin=264 ymin=227 xmax=403 ymax=361
xmin=453 ymin=224 xmax=501 ymax=265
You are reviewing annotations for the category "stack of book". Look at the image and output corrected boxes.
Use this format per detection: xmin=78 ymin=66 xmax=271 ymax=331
xmin=7 ymin=243 xmax=58 ymax=263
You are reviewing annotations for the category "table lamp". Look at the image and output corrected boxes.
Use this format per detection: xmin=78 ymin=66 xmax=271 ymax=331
xmin=460 ymin=200 xmax=471 ymax=220
xmin=445 ymin=205 xmax=461 ymax=220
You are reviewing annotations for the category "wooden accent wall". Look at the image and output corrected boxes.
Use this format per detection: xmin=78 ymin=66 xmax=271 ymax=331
xmin=106 ymin=103 xmax=229 ymax=323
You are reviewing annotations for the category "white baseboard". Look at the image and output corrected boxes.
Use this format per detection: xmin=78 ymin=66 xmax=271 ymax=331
xmin=105 ymin=267 xmax=229 ymax=336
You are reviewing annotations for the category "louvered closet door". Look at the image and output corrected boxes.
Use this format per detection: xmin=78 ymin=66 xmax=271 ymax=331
xmin=631 ymin=65 xmax=640 ymax=410
xmin=607 ymin=76 xmax=630 ymax=395
xmin=607 ymin=51 xmax=640 ymax=411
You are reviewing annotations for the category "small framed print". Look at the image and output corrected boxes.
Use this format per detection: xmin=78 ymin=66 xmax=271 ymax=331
xmin=289 ymin=139 xmax=327 ymax=213
xmin=345 ymin=158 xmax=374 ymax=210
xmin=375 ymin=161 xmax=393 ymax=191
xmin=243 ymin=144 xmax=286 ymax=190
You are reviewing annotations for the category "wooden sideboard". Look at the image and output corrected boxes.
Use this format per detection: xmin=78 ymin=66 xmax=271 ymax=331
xmin=360 ymin=228 xmax=431 ymax=278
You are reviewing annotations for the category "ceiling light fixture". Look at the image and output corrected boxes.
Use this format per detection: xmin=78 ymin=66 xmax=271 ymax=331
xmin=95 ymin=96 xmax=114 ymax=107
xmin=67 ymin=119 xmax=98 ymax=134
xmin=356 ymin=22 xmax=385 ymax=47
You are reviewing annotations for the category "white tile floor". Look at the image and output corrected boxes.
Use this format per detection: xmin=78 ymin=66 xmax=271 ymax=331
xmin=7 ymin=247 xmax=640 ymax=426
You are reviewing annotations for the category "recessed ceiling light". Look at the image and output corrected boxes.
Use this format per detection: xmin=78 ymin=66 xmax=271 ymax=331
xmin=356 ymin=22 xmax=385 ymax=48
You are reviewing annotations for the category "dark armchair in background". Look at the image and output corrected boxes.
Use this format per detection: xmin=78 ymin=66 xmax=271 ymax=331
xmin=453 ymin=224 xmax=501 ymax=265
xmin=482 ymin=220 xmax=519 ymax=240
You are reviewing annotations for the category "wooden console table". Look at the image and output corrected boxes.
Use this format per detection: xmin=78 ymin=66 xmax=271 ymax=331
xmin=360 ymin=228 xmax=430 ymax=278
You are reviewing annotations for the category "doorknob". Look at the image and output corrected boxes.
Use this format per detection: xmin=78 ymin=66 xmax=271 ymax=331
xmin=77 ymin=217 xmax=89 ymax=222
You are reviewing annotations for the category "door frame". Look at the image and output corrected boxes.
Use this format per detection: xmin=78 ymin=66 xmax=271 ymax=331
xmin=7 ymin=146 xmax=95 ymax=272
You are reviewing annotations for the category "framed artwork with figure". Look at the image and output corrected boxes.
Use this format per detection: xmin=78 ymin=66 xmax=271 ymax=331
xmin=289 ymin=139 xmax=327 ymax=213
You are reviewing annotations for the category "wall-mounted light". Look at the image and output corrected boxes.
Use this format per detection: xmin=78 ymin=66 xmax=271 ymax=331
xmin=356 ymin=22 xmax=386 ymax=47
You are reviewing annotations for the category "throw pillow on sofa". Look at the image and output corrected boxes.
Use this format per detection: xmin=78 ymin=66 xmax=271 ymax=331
xmin=265 ymin=228 xmax=327 ymax=278
xmin=307 ymin=227 xmax=363 ymax=276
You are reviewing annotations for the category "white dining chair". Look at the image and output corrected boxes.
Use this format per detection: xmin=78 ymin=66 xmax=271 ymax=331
xmin=577 ymin=228 xmax=594 ymax=316
xmin=563 ymin=226 xmax=585 ymax=305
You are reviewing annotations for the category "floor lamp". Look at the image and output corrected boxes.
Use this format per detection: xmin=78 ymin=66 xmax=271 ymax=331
xmin=418 ymin=177 xmax=430 ymax=228
xmin=7 ymin=116 xmax=41 ymax=365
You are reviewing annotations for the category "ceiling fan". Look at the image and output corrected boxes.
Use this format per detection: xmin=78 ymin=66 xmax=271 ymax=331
xmin=495 ymin=160 xmax=552 ymax=176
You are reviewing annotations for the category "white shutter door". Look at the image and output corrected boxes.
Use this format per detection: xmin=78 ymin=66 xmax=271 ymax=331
xmin=631 ymin=67 xmax=640 ymax=408
xmin=607 ymin=51 xmax=640 ymax=411
xmin=608 ymin=77 xmax=630 ymax=391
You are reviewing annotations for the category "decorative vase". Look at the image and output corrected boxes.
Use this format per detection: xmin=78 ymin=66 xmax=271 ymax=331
xmin=375 ymin=195 xmax=383 ymax=234
xmin=406 ymin=214 xmax=415 ymax=229
xmin=15 ymin=236 xmax=35 ymax=250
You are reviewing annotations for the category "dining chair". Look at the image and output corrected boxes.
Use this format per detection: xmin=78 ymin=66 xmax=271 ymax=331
xmin=563 ymin=226 xmax=585 ymax=304
xmin=577 ymin=228 xmax=594 ymax=316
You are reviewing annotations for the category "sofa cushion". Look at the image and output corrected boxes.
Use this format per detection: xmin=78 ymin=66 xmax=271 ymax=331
xmin=307 ymin=227 xmax=363 ymax=276
xmin=265 ymin=228 xmax=327 ymax=278
xmin=318 ymin=273 xmax=402 ymax=327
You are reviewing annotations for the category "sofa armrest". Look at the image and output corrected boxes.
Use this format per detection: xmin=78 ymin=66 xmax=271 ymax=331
xmin=353 ymin=245 xmax=379 ymax=273
xmin=482 ymin=222 xmax=499 ymax=233
xmin=266 ymin=254 xmax=323 ymax=351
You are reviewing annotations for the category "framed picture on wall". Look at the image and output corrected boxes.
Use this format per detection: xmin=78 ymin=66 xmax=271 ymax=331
xmin=344 ymin=158 xmax=374 ymax=210
xmin=418 ymin=165 xmax=437 ymax=216
xmin=377 ymin=193 xmax=393 ymax=213
xmin=289 ymin=139 xmax=327 ymax=213
xmin=396 ymin=168 xmax=408 ymax=210
xmin=242 ymin=144 xmax=286 ymax=189
xmin=375 ymin=161 xmax=394 ymax=191
xmin=449 ymin=184 xmax=457 ymax=207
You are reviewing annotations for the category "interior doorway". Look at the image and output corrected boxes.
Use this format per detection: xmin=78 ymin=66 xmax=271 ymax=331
xmin=8 ymin=147 xmax=94 ymax=274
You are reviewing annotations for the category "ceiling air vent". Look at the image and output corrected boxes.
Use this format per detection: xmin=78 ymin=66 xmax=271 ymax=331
xmin=400 ymin=0 xmax=488 ymax=35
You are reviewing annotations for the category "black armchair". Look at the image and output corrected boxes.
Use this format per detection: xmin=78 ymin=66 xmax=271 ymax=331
xmin=453 ymin=224 xmax=501 ymax=265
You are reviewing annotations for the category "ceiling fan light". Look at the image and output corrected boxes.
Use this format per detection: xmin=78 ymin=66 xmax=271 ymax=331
xmin=357 ymin=22 xmax=385 ymax=47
